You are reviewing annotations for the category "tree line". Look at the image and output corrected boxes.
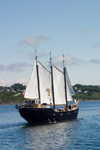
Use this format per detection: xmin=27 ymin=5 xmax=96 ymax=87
xmin=73 ymin=84 xmax=100 ymax=100
xmin=0 ymin=83 xmax=100 ymax=104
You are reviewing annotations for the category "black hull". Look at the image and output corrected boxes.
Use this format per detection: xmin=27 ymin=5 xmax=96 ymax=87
xmin=19 ymin=107 xmax=79 ymax=124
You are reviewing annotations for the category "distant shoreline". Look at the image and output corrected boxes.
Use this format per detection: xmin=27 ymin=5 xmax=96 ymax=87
xmin=1 ymin=99 xmax=100 ymax=106
xmin=78 ymin=99 xmax=100 ymax=102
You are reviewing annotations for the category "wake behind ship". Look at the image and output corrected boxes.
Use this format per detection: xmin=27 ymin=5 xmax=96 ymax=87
xmin=16 ymin=51 xmax=79 ymax=124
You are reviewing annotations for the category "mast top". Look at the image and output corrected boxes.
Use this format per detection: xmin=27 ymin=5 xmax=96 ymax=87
xmin=50 ymin=52 xmax=52 ymax=65
xmin=63 ymin=54 xmax=65 ymax=68
xmin=35 ymin=49 xmax=38 ymax=65
xmin=35 ymin=49 xmax=37 ymax=59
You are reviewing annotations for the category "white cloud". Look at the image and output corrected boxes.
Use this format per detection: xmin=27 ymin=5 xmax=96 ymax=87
xmin=0 ymin=62 xmax=32 ymax=72
xmin=18 ymin=35 xmax=49 ymax=46
xmin=51 ymin=55 xmax=100 ymax=67
xmin=0 ymin=78 xmax=28 ymax=87
xmin=77 ymin=29 xmax=90 ymax=34
xmin=6 ymin=62 xmax=32 ymax=72
xmin=0 ymin=65 xmax=5 ymax=71
xmin=15 ymin=78 xmax=28 ymax=85
xmin=7 ymin=63 xmax=25 ymax=72
xmin=65 ymin=55 xmax=78 ymax=65
xmin=27 ymin=51 xmax=49 ymax=59
xmin=94 ymin=43 xmax=100 ymax=48
xmin=88 ymin=59 xmax=100 ymax=64
xmin=52 ymin=55 xmax=78 ymax=67
xmin=0 ymin=79 xmax=13 ymax=87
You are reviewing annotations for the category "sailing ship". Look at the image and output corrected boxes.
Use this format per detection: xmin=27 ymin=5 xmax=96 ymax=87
xmin=16 ymin=51 xmax=79 ymax=124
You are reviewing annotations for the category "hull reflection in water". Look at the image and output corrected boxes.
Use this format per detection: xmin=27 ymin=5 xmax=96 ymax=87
xmin=23 ymin=120 xmax=80 ymax=150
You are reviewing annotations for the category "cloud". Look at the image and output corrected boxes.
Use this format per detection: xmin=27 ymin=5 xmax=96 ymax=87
xmin=15 ymin=78 xmax=28 ymax=85
xmin=0 ymin=62 xmax=32 ymax=72
xmin=52 ymin=55 xmax=79 ymax=67
xmin=77 ymin=29 xmax=90 ymax=34
xmin=18 ymin=35 xmax=49 ymax=46
xmin=65 ymin=55 xmax=79 ymax=65
xmin=88 ymin=59 xmax=100 ymax=64
xmin=0 ymin=65 xmax=5 ymax=71
xmin=51 ymin=55 xmax=100 ymax=67
xmin=38 ymin=52 xmax=49 ymax=58
xmin=0 ymin=79 xmax=13 ymax=87
xmin=27 ymin=51 xmax=49 ymax=59
xmin=0 ymin=78 xmax=28 ymax=86
xmin=6 ymin=63 xmax=25 ymax=72
xmin=94 ymin=43 xmax=100 ymax=48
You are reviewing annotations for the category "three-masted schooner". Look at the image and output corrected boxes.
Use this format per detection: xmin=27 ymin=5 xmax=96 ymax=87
xmin=16 ymin=51 xmax=79 ymax=124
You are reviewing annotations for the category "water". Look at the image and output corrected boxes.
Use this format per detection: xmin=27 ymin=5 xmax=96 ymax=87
xmin=0 ymin=101 xmax=100 ymax=150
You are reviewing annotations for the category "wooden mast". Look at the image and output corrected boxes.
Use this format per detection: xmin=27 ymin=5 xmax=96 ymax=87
xmin=63 ymin=54 xmax=68 ymax=107
xmin=50 ymin=52 xmax=55 ymax=109
xmin=35 ymin=50 xmax=40 ymax=99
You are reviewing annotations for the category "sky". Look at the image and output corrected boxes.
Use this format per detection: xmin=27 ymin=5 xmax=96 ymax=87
xmin=0 ymin=0 xmax=100 ymax=86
